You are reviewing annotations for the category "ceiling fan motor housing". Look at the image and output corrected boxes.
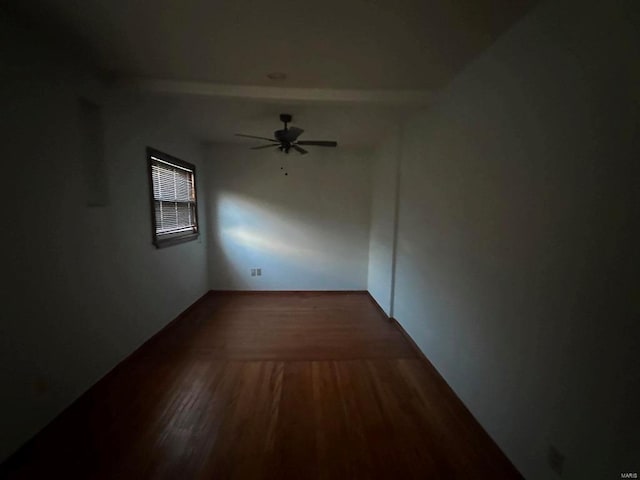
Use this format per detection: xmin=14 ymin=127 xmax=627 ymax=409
xmin=235 ymin=113 xmax=337 ymax=155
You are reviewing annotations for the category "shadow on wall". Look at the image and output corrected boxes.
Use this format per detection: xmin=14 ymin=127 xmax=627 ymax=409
xmin=207 ymin=191 xmax=369 ymax=290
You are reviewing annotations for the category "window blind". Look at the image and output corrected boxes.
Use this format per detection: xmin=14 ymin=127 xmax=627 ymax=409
xmin=150 ymin=156 xmax=198 ymax=238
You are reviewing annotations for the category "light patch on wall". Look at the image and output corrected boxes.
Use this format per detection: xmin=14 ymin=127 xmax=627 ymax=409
xmin=205 ymin=145 xmax=372 ymax=291
xmin=214 ymin=192 xmax=345 ymax=288
xmin=223 ymin=227 xmax=318 ymax=259
xmin=216 ymin=193 xmax=331 ymax=269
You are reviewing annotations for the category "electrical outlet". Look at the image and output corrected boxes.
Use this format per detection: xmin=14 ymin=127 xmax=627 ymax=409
xmin=251 ymin=268 xmax=256 ymax=277
xmin=256 ymin=268 xmax=262 ymax=276
xmin=548 ymin=445 xmax=565 ymax=476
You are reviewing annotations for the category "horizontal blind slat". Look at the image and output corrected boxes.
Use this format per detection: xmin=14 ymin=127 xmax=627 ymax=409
xmin=151 ymin=157 xmax=198 ymax=238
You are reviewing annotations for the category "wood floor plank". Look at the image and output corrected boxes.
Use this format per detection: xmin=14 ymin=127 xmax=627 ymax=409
xmin=0 ymin=292 xmax=522 ymax=479
xmin=267 ymin=362 xmax=317 ymax=480
xmin=144 ymin=292 xmax=416 ymax=361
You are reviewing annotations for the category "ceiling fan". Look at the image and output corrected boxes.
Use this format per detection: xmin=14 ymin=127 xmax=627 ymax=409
xmin=235 ymin=114 xmax=338 ymax=155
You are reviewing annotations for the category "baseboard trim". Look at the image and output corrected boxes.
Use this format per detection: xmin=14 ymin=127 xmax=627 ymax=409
xmin=0 ymin=289 xmax=213 ymax=471
xmin=389 ymin=317 xmax=429 ymax=363
xmin=209 ymin=290 xmax=368 ymax=294
xmin=389 ymin=316 xmax=523 ymax=477
xmin=365 ymin=291 xmax=391 ymax=318
xmin=125 ymin=290 xmax=213 ymax=363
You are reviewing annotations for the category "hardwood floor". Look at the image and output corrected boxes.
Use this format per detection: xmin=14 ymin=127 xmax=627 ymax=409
xmin=0 ymin=292 xmax=522 ymax=479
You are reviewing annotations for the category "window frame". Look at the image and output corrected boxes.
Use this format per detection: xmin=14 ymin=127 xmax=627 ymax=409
xmin=146 ymin=147 xmax=200 ymax=249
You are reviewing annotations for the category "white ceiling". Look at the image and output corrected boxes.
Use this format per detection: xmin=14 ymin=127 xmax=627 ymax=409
xmin=9 ymin=0 xmax=537 ymax=90
xmin=7 ymin=0 xmax=538 ymax=147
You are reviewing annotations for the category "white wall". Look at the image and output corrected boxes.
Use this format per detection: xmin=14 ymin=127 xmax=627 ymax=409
xmin=366 ymin=131 xmax=400 ymax=315
xmin=369 ymin=0 xmax=639 ymax=478
xmin=0 ymin=19 xmax=209 ymax=462
xmin=206 ymin=145 xmax=371 ymax=290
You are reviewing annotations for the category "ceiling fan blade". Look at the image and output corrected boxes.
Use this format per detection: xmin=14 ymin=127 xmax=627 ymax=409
xmin=250 ymin=144 xmax=280 ymax=150
xmin=297 ymin=140 xmax=338 ymax=147
xmin=291 ymin=145 xmax=308 ymax=155
xmin=235 ymin=133 xmax=278 ymax=142
xmin=285 ymin=126 xmax=304 ymax=142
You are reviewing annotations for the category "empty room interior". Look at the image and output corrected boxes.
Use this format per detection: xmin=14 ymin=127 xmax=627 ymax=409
xmin=1 ymin=0 xmax=638 ymax=479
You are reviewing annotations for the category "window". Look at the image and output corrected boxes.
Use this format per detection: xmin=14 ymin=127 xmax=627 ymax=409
xmin=147 ymin=147 xmax=199 ymax=248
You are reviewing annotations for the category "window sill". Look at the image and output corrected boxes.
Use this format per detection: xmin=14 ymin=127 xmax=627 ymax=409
xmin=153 ymin=232 xmax=199 ymax=249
